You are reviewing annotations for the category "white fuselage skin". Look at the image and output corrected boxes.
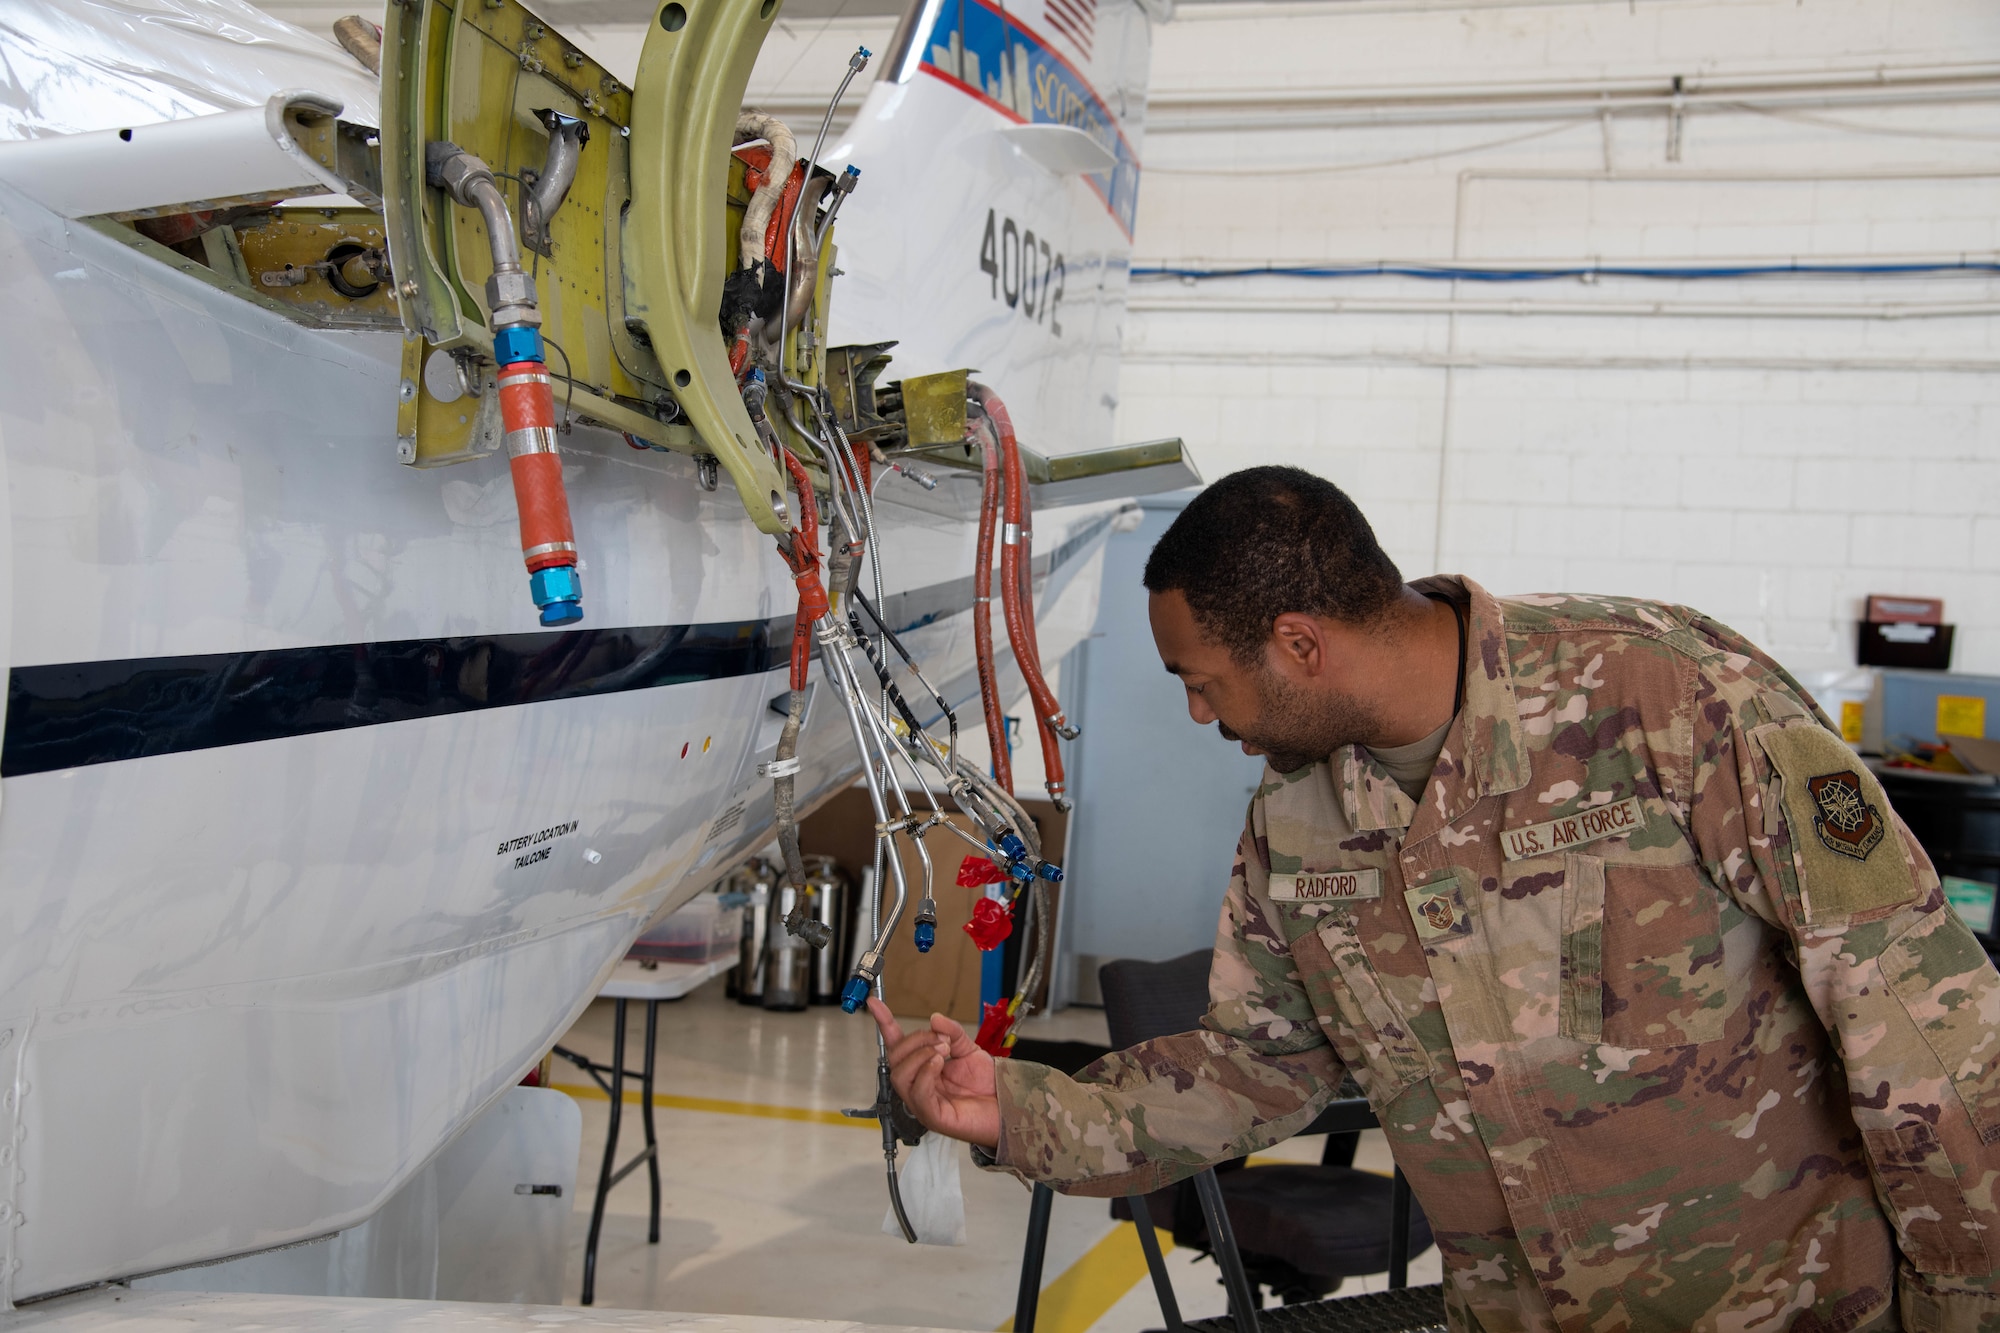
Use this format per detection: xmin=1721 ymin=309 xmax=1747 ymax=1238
xmin=0 ymin=0 xmax=1149 ymax=1304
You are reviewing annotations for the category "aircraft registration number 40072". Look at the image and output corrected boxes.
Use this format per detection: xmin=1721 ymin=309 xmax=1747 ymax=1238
xmin=979 ymin=208 xmax=1065 ymax=336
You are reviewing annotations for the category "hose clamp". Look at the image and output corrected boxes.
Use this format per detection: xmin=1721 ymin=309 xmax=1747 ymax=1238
xmin=522 ymin=540 xmax=578 ymax=560
xmin=497 ymin=368 xmax=553 ymax=390
xmin=759 ymin=756 xmax=802 ymax=778
xmin=506 ymin=425 xmax=561 ymax=457
xmin=1001 ymin=523 xmax=1020 ymax=546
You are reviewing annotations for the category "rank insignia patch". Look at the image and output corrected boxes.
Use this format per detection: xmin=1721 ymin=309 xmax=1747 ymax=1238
xmin=1807 ymin=769 xmax=1885 ymax=861
xmin=1404 ymin=877 xmax=1474 ymax=946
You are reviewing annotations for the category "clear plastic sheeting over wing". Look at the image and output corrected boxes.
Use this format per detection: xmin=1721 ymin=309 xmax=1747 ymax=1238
xmin=0 ymin=0 xmax=381 ymax=141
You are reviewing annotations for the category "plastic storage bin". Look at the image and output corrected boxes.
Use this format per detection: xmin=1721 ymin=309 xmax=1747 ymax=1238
xmin=630 ymin=895 xmax=743 ymax=963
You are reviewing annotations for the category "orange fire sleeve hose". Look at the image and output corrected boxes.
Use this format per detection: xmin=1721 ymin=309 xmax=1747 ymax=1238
xmin=970 ymin=385 xmax=1073 ymax=808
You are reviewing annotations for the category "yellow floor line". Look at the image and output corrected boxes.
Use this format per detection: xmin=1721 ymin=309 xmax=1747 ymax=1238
xmin=1244 ymin=1154 xmax=1392 ymax=1176
xmin=996 ymin=1222 xmax=1176 ymax=1333
xmin=552 ymin=1081 xmax=870 ymax=1128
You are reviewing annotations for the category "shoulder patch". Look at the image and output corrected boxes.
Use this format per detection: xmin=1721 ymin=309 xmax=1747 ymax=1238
xmin=1759 ymin=722 xmax=1919 ymax=923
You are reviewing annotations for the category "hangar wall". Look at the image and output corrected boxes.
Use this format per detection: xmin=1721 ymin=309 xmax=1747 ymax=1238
xmin=1122 ymin=0 xmax=2000 ymax=679
xmin=263 ymin=0 xmax=1999 ymax=687
xmin=698 ymin=0 xmax=2000 ymax=679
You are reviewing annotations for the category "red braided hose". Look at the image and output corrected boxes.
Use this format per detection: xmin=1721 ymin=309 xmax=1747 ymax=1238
xmin=972 ymin=386 xmax=1069 ymax=804
xmin=971 ymin=416 xmax=1012 ymax=795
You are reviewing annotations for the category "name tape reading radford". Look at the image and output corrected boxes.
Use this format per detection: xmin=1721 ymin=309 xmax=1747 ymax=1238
xmin=1501 ymin=796 xmax=1644 ymax=861
xmin=1270 ymin=867 xmax=1383 ymax=902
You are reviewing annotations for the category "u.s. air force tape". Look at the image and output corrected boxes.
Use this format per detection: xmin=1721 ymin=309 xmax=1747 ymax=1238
xmin=1500 ymin=795 xmax=1644 ymax=861
xmin=1269 ymin=868 xmax=1383 ymax=902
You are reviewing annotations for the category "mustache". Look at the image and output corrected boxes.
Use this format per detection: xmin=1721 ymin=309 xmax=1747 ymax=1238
xmin=1217 ymin=721 xmax=1241 ymax=742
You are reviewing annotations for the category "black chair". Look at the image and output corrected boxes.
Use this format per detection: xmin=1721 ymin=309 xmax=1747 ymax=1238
xmin=1013 ymin=950 xmax=1434 ymax=1333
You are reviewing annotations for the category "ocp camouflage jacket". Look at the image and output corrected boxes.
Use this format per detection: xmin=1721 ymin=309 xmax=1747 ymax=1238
xmin=991 ymin=576 xmax=2000 ymax=1332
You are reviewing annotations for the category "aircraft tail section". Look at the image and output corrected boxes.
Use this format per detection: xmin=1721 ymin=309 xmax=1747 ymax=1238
xmin=821 ymin=0 xmax=1166 ymax=460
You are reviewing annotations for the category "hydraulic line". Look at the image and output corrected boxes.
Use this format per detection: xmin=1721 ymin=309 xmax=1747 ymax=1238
xmin=425 ymin=141 xmax=583 ymax=626
xmin=855 ymin=835 xmax=918 ymax=1245
xmin=842 ymin=594 xmax=1012 ymax=864
xmin=957 ymin=753 xmax=1040 ymax=862
xmin=848 ymin=610 xmax=928 ymax=742
xmin=521 ymin=110 xmax=589 ymax=253
xmin=969 ymin=385 xmax=1076 ymax=808
xmin=777 ymin=46 xmax=870 ymax=377
xmin=771 ymin=447 xmax=832 ymax=948
xmin=969 ymin=412 xmax=1012 ymax=794
xmin=852 ymin=589 xmax=956 ymax=775
xmin=736 ymin=371 xmax=1070 ymax=1239
xmin=878 ymin=1052 xmax=918 ymax=1244
xmin=823 ymin=625 xmax=920 ymax=1011
xmin=761 ymin=399 xmax=970 ymax=975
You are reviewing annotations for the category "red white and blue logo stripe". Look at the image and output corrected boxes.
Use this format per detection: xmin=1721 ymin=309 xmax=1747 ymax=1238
xmin=918 ymin=0 xmax=1141 ymax=237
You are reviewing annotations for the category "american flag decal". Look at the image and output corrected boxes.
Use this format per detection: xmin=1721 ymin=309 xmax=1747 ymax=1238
xmin=1043 ymin=0 xmax=1094 ymax=59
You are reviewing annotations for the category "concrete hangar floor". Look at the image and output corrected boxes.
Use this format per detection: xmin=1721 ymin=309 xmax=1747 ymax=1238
xmin=541 ymin=981 xmax=1440 ymax=1328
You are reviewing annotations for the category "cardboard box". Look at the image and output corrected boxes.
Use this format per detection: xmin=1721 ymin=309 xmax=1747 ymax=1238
xmin=796 ymin=785 xmax=1068 ymax=1026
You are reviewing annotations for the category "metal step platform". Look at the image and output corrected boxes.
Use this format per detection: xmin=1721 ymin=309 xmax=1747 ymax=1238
xmin=1185 ymin=1284 xmax=1449 ymax=1333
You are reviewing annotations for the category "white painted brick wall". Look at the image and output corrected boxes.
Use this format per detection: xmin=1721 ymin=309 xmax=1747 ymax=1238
xmin=1121 ymin=0 xmax=2000 ymax=677
xmin=254 ymin=0 xmax=1998 ymax=681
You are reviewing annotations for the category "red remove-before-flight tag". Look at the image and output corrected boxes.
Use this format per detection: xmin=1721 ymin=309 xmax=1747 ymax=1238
xmin=956 ymin=856 xmax=1009 ymax=887
xmin=964 ymin=896 xmax=1013 ymax=950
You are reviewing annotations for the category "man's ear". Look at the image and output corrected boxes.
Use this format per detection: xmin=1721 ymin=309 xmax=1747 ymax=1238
xmin=1268 ymin=612 xmax=1325 ymax=677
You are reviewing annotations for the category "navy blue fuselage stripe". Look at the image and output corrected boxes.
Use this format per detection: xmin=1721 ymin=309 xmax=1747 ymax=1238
xmin=0 ymin=514 xmax=1114 ymax=778
xmin=1 ymin=617 xmax=792 ymax=777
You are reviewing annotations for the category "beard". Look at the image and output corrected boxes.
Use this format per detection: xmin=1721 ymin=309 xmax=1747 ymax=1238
xmin=1218 ymin=666 xmax=1380 ymax=774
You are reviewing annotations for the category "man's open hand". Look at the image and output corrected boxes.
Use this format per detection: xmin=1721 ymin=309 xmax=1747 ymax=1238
xmin=868 ymin=999 xmax=1001 ymax=1149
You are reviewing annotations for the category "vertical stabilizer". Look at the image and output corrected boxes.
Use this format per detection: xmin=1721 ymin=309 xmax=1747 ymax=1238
xmin=821 ymin=0 xmax=1164 ymax=458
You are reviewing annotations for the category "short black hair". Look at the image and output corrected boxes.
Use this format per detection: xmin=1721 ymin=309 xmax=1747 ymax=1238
xmin=1143 ymin=466 xmax=1404 ymax=660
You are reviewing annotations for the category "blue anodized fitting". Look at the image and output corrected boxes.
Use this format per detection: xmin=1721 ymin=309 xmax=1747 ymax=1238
xmin=997 ymin=832 xmax=1028 ymax=862
xmin=839 ymin=975 xmax=872 ymax=1013
xmin=914 ymin=921 xmax=935 ymax=952
xmin=530 ymin=564 xmax=584 ymax=626
xmin=493 ymin=324 xmax=544 ymax=365
xmin=1036 ymin=861 xmax=1064 ymax=883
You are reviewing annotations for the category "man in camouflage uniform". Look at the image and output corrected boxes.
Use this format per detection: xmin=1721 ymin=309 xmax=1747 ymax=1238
xmin=872 ymin=466 xmax=2000 ymax=1331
